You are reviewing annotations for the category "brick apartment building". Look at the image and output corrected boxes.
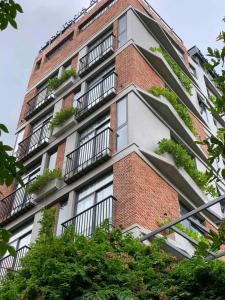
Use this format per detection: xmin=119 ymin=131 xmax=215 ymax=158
xmin=0 ymin=0 xmax=224 ymax=275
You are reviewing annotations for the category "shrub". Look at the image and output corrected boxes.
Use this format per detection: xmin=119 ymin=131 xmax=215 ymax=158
xmin=150 ymin=47 xmax=193 ymax=95
xmin=50 ymin=107 xmax=77 ymax=129
xmin=1 ymin=209 xmax=225 ymax=299
xmin=48 ymin=68 xmax=76 ymax=91
xmin=156 ymin=138 xmax=217 ymax=196
xmin=148 ymin=86 xmax=196 ymax=135
xmin=26 ymin=169 xmax=62 ymax=194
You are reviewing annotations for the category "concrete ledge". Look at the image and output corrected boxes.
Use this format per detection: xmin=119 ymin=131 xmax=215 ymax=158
xmin=51 ymin=115 xmax=77 ymax=138
xmin=54 ymin=77 xmax=77 ymax=97
xmin=32 ymin=178 xmax=64 ymax=203
xmin=138 ymin=88 xmax=207 ymax=162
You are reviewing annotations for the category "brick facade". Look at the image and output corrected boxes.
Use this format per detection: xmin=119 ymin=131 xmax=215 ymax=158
xmin=189 ymin=112 xmax=208 ymax=156
xmin=116 ymin=44 xmax=164 ymax=92
xmin=55 ymin=141 xmax=66 ymax=170
xmin=113 ymin=152 xmax=180 ymax=230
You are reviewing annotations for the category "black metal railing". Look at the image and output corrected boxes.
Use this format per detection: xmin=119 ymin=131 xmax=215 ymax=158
xmin=140 ymin=194 xmax=225 ymax=261
xmin=62 ymin=196 xmax=116 ymax=236
xmin=0 ymin=181 xmax=34 ymax=225
xmin=17 ymin=120 xmax=50 ymax=161
xmin=0 ymin=246 xmax=30 ymax=279
xmin=76 ymin=72 xmax=117 ymax=120
xmin=79 ymin=34 xmax=115 ymax=75
xmin=64 ymin=127 xmax=113 ymax=182
xmin=24 ymin=87 xmax=54 ymax=120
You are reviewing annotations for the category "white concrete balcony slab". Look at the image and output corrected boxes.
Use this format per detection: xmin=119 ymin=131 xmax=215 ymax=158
xmin=32 ymin=178 xmax=64 ymax=203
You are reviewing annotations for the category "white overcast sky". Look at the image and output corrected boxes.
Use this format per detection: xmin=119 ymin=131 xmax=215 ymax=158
xmin=0 ymin=0 xmax=224 ymax=146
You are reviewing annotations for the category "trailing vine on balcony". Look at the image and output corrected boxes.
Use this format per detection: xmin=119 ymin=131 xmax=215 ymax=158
xmin=48 ymin=68 xmax=76 ymax=91
xmin=150 ymin=47 xmax=193 ymax=95
xmin=156 ymin=138 xmax=217 ymax=196
xmin=148 ymin=86 xmax=196 ymax=135
xmin=26 ymin=169 xmax=62 ymax=194
xmin=50 ymin=106 xmax=77 ymax=129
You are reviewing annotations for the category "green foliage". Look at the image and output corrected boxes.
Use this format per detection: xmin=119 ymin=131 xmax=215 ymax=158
xmin=50 ymin=106 xmax=77 ymax=129
xmin=48 ymin=69 xmax=76 ymax=91
xmin=26 ymin=169 xmax=62 ymax=194
xmin=0 ymin=228 xmax=16 ymax=258
xmin=148 ymin=86 xmax=196 ymax=134
xmin=150 ymin=47 xmax=193 ymax=95
xmin=1 ymin=210 xmax=225 ymax=299
xmin=156 ymin=138 xmax=217 ymax=196
xmin=199 ymin=19 xmax=225 ymax=185
xmin=0 ymin=212 xmax=174 ymax=300
xmin=0 ymin=0 xmax=23 ymax=30
xmin=0 ymin=124 xmax=25 ymax=188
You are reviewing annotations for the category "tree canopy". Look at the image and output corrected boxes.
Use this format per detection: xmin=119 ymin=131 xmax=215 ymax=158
xmin=0 ymin=0 xmax=23 ymax=30
xmin=0 ymin=209 xmax=225 ymax=300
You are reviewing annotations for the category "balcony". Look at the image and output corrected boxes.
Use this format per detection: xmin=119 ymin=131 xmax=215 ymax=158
xmin=62 ymin=196 xmax=116 ymax=236
xmin=76 ymin=72 xmax=117 ymax=121
xmin=78 ymin=34 xmax=115 ymax=76
xmin=17 ymin=120 xmax=50 ymax=161
xmin=0 ymin=181 xmax=34 ymax=226
xmin=0 ymin=246 xmax=30 ymax=280
xmin=24 ymin=87 xmax=54 ymax=120
xmin=64 ymin=127 xmax=113 ymax=183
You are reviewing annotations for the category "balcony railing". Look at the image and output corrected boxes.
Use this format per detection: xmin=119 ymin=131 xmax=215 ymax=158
xmin=76 ymin=72 xmax=117 ymax=121
xmin=140 ymin=194 xmax=225 ymax=261
xmin=64 ymin=127 xmax=113 ymax=183
xmin=62 ymin=196 xmax=116 ymax=236
xmin=17 ymin=120 xmax=50 ymax=161
xmin=0 ymin=181 xmax=34 ymax=225
xmin=0 ymin=246 xmax=30 ymax=280
xmin=24 ymin=87 xmax=54 ymax=120
xmin=78 ymin=34 xmax=115 ymax=76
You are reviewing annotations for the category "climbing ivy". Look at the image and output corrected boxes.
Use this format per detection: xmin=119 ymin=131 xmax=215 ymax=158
xmin=148 ymin=86 xmax=196 ymax=135
xmin=150 ymin=47 xmax=193 ymax=95
xmin=156 ymin=138 xmax=217 ymax=196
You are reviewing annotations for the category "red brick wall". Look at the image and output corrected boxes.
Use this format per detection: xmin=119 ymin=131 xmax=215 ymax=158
xmin=113 ymin=152 xmax=179 ymax=231
xmin=189 ymin=112 xmax=208 ymax=156
xmin=63 ymin=93 xmax=74 ymax=108
xmin=116 ymin=44 xmax=164 ymax=92
xmin=55 ymin=141 xmax=66 ymax=170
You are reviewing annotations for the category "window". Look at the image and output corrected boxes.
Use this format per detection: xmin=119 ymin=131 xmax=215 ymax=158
xmin=27 ymin=111 xmax=53 ymax=154
xmin=13 ymin=129 xmax=24 ymax=155
xmin=190 ymin=64 xmax=197 ymax=78
xmin=48 ymin=151 xmax=57 ymax=171
xmin=118 ymin=14 xmax=127 ymax=47
xmin=9 ymin=222 xmax=33 ymax=253
xmin=116 ymin=97 xmax=128 ymax=151
xmin=75 ymin=173 xmax=113 ymax=235
xmin=56 ymin=200 xmax=69 ymax=236
xmin=73 ymin=88 xmax=82 ymax=108
xmin=198 ymin=97 xmax=208 ymax=122
xmin=35 ymin=59 xmax=41 ymax=71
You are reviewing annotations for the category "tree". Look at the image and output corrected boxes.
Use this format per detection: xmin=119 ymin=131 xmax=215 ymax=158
xmin=198 ymin=18 xmax=225 ymax=183
xmin=0 ymin=124 xmax=25 ymax=257
xmin=0 ymin=0 xmax=23 ymax=30
xmin=0 ymin=209 xmax=225 ymax=300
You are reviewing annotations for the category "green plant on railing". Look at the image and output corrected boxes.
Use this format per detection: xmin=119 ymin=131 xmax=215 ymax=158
xmin=50 ymin=107 xmax=77 ymax=129
xmin=48 ymin=68 xmax=76 ymax=91
xmin=155 ymin=139 xmax=217 ymax=196
xmin=26 ymin=169 xmax=62 ymax=194
xmin=150 ymin=47 xmax=193 ymax=95
xmin=148 ymin=86 xmax=196 ymax=135
xmin=156 ymin=218 xmax=210 ymax=246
